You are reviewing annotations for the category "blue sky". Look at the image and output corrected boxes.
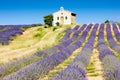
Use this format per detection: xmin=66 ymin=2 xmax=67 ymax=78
xmin=0 ymin=0 xmax=120 ymax=25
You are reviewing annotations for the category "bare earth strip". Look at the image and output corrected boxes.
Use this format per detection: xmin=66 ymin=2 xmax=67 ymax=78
xmin=104 ymin=24 xmax=120 ymax=60
xmin=87 ymin=24 xmax=104 ymax=80
xmin=116 ymin=24 xmax=120 ymax=32
xmin=87 ymin=49 xmax=104 ymax=80
xmin=110 ymin=24 xmax=120 ymax=45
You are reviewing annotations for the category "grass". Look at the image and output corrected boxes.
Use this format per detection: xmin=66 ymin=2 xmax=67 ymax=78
xmin=86 ymin=62 xmax=95 ymax=72
xmin=0 ymin=25 xmax=76 ymax=78
xmin=88 ymin=73 xmax=100 ymax=76
xmin=87 ymin=67 xmax=95 ymax=71
xmin=0 ymin=25 xmax=73 ymax=64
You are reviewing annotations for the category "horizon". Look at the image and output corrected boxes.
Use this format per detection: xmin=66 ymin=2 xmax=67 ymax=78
xmin=0 ymin=0 xmax=120 ymax=25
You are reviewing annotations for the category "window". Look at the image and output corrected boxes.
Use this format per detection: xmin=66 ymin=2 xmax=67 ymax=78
xmin=57 ymin=17 xmax=59 ymax=20
xmin=61 ymin=13 xmax=63 ymax=15
xmin=65 ymin=16 xmax=67 ymax=20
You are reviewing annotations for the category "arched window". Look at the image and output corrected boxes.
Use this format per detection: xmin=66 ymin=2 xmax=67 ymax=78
xmin=65 ymin=16 xmax=67 ymax=20
xmin=57 ymin=17 xmax=59 ymax=20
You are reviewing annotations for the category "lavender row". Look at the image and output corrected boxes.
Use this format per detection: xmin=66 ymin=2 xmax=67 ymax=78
xmin=106 ymin=24 xmax=120 ymax=53
xmin=71 ymin=24 xmax=87 ymax=40
xmin=72 ymin=25 xmax=80 ymax=31
xmin=0 ymin=25 xmax=30 ymax=28
xmin=112 ymin=24 xmax=120 ymax=41
xmin=0 ymin=27 xmax=13 ymax=32
xmin=60 ymin=28 xmax=72 ymax=42
xmin=71 ymin=24 xmax=93 ymax=49
xmin=61 ymin=25 xmax=82 ymax=42
xmin=52 ymin=24 xmax=98 ymax=80
xmin=0 ymin=25 xmax=87 ymax=78
xmin=0 ymin=27 xmax=23 ymax=45
xmin=98 ymin=24 xmax=114 ymax=61
xmin=0 ymin=27 xmax=23 ymax=37
xmin=1 ymin=24 xmax=93 ymax=80
xmin=98 ymin=24 xmax=120 ymax=80
xmin=35 ymin=24 xmax=87 ymax=56
xmin=0 ymin=39 xmax=73 ymax=78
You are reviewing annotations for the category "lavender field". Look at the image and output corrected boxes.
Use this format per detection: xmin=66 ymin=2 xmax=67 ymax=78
xmin=0 ymin=24 xmax=120 ymax=80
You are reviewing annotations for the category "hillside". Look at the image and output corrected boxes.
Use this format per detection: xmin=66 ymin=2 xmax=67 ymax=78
xmin=0 ymin=24 xmax=120 ymax=80
xmin=0 ymin=25 xmax=74 ymax=64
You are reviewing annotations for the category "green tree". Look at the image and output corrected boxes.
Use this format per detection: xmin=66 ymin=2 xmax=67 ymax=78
xmin=104 ymin=20 xmax=110 ymax=24
xmin=44 ymin=14 xmax=53 ymax=27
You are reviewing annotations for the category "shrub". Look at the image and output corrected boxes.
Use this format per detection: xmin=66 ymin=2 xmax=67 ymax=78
xmin=56 ymin=22 xmax=60 ymax=26
xmin=53 ymin=27 xmax=57 ymax=31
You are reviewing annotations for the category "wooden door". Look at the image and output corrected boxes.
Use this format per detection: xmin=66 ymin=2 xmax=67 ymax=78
xmin=61 ymin=16 xmax=64 ymax=24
